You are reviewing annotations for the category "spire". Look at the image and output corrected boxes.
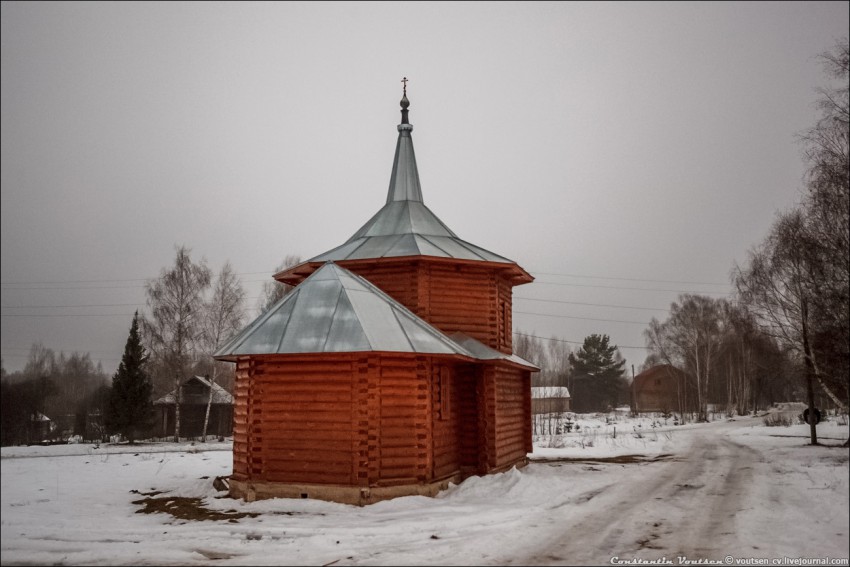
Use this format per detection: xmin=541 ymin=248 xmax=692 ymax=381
xmin=281 ymin=79 xmax=534 ymax=282
xmin=387 ymin=77 xmax=423 ymax=203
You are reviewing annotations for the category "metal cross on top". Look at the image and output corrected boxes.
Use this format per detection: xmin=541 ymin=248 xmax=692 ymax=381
xmin=401 ymin=76 xmax=408 ymax=95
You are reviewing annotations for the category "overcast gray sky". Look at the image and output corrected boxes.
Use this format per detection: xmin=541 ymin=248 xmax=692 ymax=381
xmin=2 ymin=1 xmax=848 ymax=375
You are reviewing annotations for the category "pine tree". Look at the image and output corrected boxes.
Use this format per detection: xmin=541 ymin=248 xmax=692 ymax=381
xmin=107 ymin=311 xmax=153 ymax=444
xmin=568 ymin=334 xmax=628 ymax=412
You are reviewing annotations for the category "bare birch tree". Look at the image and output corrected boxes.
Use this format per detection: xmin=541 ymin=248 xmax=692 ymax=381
xmin=799 ymin=38 xmax=850 ymax=415
xmin=734 ymin=211 xmax=836 ymax=444
xmin=645 ymin=295 xmax=727 ymax=421
xmin=199 ymin=262 xmax=245 ymax=441
xmin=144 ymin=246 xmax=211 ymax=442
xmin=732 ymin=39 xmax=848 ymax=445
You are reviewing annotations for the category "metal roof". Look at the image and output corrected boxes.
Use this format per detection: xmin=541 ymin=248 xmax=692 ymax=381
xmin=215 ymin=262 xmax=476 ymax=359
xmin=215 ymin=262 xmax=538 ymax=370
xmin=448 ymin=333 xmax=539 ymax=370
xmin=304 ymin=120 xmax=516 ymax=265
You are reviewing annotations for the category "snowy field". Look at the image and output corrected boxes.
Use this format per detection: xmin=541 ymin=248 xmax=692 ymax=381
xmin=2 ymin=411 xmax=848 ymax=566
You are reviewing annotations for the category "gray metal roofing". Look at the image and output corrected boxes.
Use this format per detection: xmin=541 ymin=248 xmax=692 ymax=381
xmin=215 ymin=262 xmax=472 ymax=358
xmin=214 ymin=261 xmax=537 ymax=370
xmin=448 ymin=333 xmax=539 ymax=370
xmin=305 ymin=122 xmax=515 ymax=265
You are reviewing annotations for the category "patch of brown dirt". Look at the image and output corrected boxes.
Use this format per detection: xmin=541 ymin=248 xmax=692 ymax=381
xmin=132 ymin=496 xmax=259 ymax=522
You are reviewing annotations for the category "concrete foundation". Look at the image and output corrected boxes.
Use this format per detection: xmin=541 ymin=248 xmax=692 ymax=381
xmin=228 ymin=458 xmax=529 ymax=506
xmin=229 ymin=474 xmax=465 ymax=506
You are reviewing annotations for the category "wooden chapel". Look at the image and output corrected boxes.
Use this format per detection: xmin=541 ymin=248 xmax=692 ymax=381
xmin=215 ymin=82 xmax=537 ymax=505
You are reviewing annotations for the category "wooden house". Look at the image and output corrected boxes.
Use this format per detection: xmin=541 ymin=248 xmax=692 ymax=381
xmin=215 ymin=87 xmax=537 ymax=505
xmin=631 ymin=365 xmax=697 ymax=414
xmin=153 ymin=375 xmax=234 ymax=439
xmin=531 ymin=386 xmax=571 ymax=414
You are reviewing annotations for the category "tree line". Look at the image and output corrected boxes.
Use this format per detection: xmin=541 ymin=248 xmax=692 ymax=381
xmin=517 ymin=39 xmax=849 ymax=445
xmin=0 ymin=250 xmax=302 ymax=446
xmin=3 ymin=40 xmax=845 ymax=447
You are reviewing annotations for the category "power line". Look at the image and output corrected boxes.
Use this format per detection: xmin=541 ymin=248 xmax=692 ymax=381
xmin=1 ymin=313 xmax=136 ymax=318
xmin=514 ymin=296 xmax=668 ymax=312
xmin=514 ymin=311 xmax=650 ymax=325
xmin=0 ymin=352 xmax=121 ymax=363
xmin=2 ymin=302 xmax=146 ymax=309
xmin=0 ymin=284 xmax=148 ymax=291
xmin=1 ymin=295 xmax=265 ymax=309
xmin=0 ymin=271 xmax=272 ymax=286
xmin=1 ymin=346 xmax=119 ymax=355
xmin=532 ymin=280 xmax=733 ymax=295
xmin=513 ymin=331 xmax=649 ymax=350
xmin=2 ymin=269 xmax=734 ymax=290
xmin=527 ymin=270 xmax=732 ymax=287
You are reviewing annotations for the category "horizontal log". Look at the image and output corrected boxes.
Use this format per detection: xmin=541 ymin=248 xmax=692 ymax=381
xmin=259 ymin=408 xmax=352 ymax=419
xmin=379 ymin=406 xmax=421 ymax=418
xmin=495 ymin=441 xmax=527 ymax=455
xmin=377 ymin=386 xmax=420 ymax=396
xmin=379 ymin=456 xmax=420 ymax=468
xmin=257 ymin=383 xmax=354 ymax=394
xmin=257 ymin=392 xmax=354 ymax=404
xmin=263 ymin=450 xmax=353 ymax=465
xmin=263 ymin=429 xmax=353 ymax=442
xmin=255 ymin=364 xmax=350 ymax=375
xmin=256 ymin=421 xmax=353 ymax=433
xmin=379 ymin=418 xmax=418 ymax=430
xmin=264 ymin=438 xmax=353 ymax=451
xmin=379 ymin=446 xmax=419 ymax=458
xmin=495 ymin=429 xmax=526 ymax=443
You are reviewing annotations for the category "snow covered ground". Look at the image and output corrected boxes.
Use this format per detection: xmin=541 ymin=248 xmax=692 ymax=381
xmin=2 ymin=411 xmax=847 ymax=566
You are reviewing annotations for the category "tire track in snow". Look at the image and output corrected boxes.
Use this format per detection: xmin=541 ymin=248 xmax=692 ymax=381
xmin=517 ymin=431 xmax=759 ymax=565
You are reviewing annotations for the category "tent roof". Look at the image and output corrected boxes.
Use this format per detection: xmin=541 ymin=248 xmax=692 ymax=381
xmin=215 ymin=262 xmax=475 ymax=359
xmin=294 ymin=101 xmax=526 ymax=270
xmin=215 ymin=262 xmax=538 ymax=371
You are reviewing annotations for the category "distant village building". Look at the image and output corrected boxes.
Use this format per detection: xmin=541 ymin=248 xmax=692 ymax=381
xmin=214 ymin=84 xmax=538 ymax=505
xmin=153 ymin=375 xmax=234 ymax=439
xmin=29 ymin=412 xmax=55 ymax=443
xmin=531 ymin=386 xmax=571 ymax=414
xmin=631 ymin=365 xmax=697 ymax=414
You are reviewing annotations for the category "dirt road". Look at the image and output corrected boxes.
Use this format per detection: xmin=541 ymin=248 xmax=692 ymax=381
xmin=515 ymin=425 xmax=762 ymax=565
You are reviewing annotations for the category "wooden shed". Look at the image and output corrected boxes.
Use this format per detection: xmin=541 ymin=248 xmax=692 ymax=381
xmin=531 ymin=386 xmax=571 ymax=414
xmin=153 ymin=375 xmax=234 ymax=439
xmin=215 ymin=87 xmax=536 ymax=505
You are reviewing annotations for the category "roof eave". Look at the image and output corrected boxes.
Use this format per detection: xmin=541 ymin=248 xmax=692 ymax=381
xmin=274 ymin=256 xmax=533 ymax=287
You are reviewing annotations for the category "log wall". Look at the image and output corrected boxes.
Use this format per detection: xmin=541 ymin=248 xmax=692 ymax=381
xmin=478 ymin=364 xmax=533 ymax=472
xmin=231 ymin=358 xmax=252 ymax=482
xmin=346 ymin=260 xmax=514 ymax=354
xmin=230 ymin=358 xmax=531 ymax=495
xmin=430 ymin=362 xmax=474 ymax=480
xmin=231 ymin=354 xmax=472 ymax=489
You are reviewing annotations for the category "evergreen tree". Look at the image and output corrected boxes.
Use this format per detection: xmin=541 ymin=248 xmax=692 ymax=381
xmin=568 ymin=334 xmax=628 ymax=412
xmin=107 ymin=311 xmax=153 ymax=444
